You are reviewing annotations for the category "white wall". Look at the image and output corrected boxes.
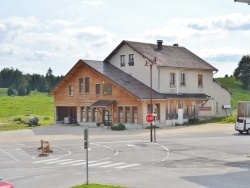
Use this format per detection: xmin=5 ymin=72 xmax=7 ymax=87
xmin=108 ymin=44 xmax=158 ymax=91
xmin=212 ymin=81 xmax=232 ymax=117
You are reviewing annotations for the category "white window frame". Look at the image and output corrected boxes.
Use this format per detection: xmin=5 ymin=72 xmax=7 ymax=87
xmin=120 ymin=55 xmax=125 ymax=67
xmin=170 ymin=72 xmax=176 ymax=86
xmin=180 ymin=73 xmax=186 ymax=86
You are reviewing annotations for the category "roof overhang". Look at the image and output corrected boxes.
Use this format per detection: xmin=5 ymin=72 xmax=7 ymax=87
xmin=162 ymin=93 xmax=212 ymax=100
xmin=91 ymin=100 xmax=116 ymax=107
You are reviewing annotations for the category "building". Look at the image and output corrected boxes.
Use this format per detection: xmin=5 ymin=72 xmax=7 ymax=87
xmin=50 ymin=40 xmax=232 ymax=127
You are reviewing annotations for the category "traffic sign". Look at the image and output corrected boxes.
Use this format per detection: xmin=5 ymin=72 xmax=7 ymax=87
xmin=146 ymin=114 xmax=154 ymax=123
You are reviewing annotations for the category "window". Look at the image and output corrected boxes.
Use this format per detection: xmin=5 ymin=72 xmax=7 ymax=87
xmin=95 ymin=84 xmax=100 ymax=94
xmin=69 ymin=85 xmax=73 ymax=96
xmin=79 ymin=78 xmax=83 ymax=94
xmin=125 ymin=106 xmax=130 ymax=123
xmin=128 ymin=54 xmax=134 ymax=66
xmin=87 ymin=106 xmax=91 ymax=122
xmin=180 ymin=73 xmax=186 ymax=86
xmin=216 ymin=102 xmax=219 ymax=113
xmin=170 ymin=73 xmax=176 ymax=86
xmin=120 ymin=55 xmax=125 ymax=67
xmin=132 ymin=107 xmax=138 ymax=123
xmin=198 ymin=74 xmax=203 ymax=87
xmin=103 ymin=84 xmax=112 ymax=95
xmin=85 ymin=77 xmax=89 ymax=93
xmin=118 ymin=106 xmax=123 ymax=122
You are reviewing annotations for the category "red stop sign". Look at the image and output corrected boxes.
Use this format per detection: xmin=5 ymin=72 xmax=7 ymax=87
xmin=146 ymin=114 xmax=154 ymax=123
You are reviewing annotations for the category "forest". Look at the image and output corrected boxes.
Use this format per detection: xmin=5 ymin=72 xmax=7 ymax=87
xmin=0 ymin=67 xmax=64 ymax=96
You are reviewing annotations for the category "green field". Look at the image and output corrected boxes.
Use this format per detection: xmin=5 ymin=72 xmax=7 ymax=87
xmin=215 ymin=77 xmax=250 ymax=109
xmin=0 ymin=90 xmax=54 ymax=131
xmin=0 ymin=77 xmax=250 ymax=131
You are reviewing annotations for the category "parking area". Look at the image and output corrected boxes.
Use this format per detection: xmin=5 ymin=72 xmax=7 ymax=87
xmin=1 ymin=123 xmax=250 ymax=188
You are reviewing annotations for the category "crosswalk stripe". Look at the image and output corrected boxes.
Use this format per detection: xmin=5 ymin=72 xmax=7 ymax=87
xmin=59 ymin=160 xmax=85 ymax=165
xmin=70 ymin=160 xmax=97 ymax=166
xmin=115 ymin=164 xmax=141 ymax=169
xmin=100 ymin=162 xmax=126 ymax=168
xmin=45 ymin=159 xmax=72 ymax=164
xmin=88 ymin=161 xmax=111 ymax=167
xmin=33 ymin=158 xmax=61 ymax=163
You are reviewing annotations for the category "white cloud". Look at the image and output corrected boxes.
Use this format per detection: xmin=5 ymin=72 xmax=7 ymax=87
xmin=142 ymin=13 xmax=250 ymax=41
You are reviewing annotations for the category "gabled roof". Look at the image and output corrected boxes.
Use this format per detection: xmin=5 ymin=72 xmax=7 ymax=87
xmin=82 ymin=60 xmax=165 ymax=100
xmin=104 ymin=40 xmax=218 ymax=71
xmin=213 ymin=79 xmax=233 ymax=94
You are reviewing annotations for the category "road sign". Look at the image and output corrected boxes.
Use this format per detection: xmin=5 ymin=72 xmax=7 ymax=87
xmin=146 ymin=114 xmax=154 ymax=123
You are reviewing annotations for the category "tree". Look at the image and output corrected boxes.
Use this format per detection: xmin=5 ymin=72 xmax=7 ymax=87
xmin=7 ymin=86 xmax=15 ymax=96
xmin=234 ymin=55 xmax=250 ymax=89
xmin=17 ymin=85 xmax=26 ymax=96
xmin=26 ymin=84 xmax=31 ymax=95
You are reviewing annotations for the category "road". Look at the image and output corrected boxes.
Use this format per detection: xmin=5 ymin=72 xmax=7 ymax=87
xmin=0 ymin=124 xmax=250 ymax=188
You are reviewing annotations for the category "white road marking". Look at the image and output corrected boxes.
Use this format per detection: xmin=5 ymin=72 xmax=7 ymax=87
xmin=70 ymin=160 xmax=97 ymax=166
xmin=153 ymin=142 xmax=170 ymax=161
xmin=115 ymin=164 xmax=141 ymax=169
xmin=0 ymin=149 xmax=19 ymax=162
xmin=88 ymin=161 xmax=111 ymax=167
xmin=45 ymin=159 xmax=72 ymax=164
xmin=51 ymin=145 xmax=72 ymax=158
xmin=59 ymin=160 xmax=85 ymax=165
xmin=32 ymin=158 xmax=60 ymax=163
xmin=100 ymin=162 xmax=126 ymax=168
xmin=127 ymin=144 xmax=140 ymax=148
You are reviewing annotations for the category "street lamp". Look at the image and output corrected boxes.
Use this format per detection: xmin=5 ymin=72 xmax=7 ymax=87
xmin=145 ymin=57 xmax=157 ymax=142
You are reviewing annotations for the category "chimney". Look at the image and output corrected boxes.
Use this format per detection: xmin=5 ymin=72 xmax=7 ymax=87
xmin=157 ymin=40 xmax=163 ymax=50
xmin=173 ymin=43 xmax=179 ymax=47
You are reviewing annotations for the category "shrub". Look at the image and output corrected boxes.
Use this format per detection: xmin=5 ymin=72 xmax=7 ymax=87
xmin=111 ymin=123 xmax=126 ymax=131
xmin=43 ymin=117 xmax=50 ymax=120
xmin=14 ymin=117 xmax=21 ymax=121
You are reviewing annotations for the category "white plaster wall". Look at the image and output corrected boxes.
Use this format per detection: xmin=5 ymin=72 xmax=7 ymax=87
xmin=212 ymin=81 xmax=232 ymax=117
xmin=108 ymin=44 xmax=158 ymax=91
xmin=159 ymin=68 xmax=213 ymax=94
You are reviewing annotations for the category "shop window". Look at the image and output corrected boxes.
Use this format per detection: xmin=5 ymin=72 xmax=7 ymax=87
xmin=118 ymin=106 xmax=123 ymax=123
xmin=132 ymin=107 xmax=138 ymax=124
xmin=93 ymin=107 xmax=97 ymax=122
xmin=86 ymin=106 xmax=91 ymax=122
xmin=82 ymin=107 xmax=85 ymax=122
xmin=125 ymin=106 xmax=130 ymax=123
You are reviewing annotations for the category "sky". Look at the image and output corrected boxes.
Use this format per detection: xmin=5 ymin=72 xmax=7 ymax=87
xmin=0 ymin=0 xmax=249 ymax=78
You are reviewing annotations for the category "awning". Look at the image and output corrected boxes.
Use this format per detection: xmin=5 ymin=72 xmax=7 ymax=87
xmin=91 ymin=100 xmax=116 ymax=107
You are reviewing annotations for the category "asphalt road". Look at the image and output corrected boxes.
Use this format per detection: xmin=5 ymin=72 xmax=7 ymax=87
xmin=0 ymin=124 xmax=250 ymax=188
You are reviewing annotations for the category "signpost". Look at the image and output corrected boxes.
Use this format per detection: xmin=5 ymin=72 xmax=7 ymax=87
xmin=146 ymin=114 xmax=156 ymax=142
xmin=84 ymin=128 xmax=89 ymax=185
xmin=146 ymin=114 xmax=154 ymax=123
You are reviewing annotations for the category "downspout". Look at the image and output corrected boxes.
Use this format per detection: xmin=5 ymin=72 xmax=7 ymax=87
xmin=176 ymin=68 xmax=179 ymax=94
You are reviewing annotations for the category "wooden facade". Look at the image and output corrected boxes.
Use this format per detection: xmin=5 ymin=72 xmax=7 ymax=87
xmin=52 ymin=61 xmax=144 ymax=125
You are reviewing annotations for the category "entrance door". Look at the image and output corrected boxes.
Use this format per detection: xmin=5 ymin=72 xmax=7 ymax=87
xmin=103 ymin=110 xmax=112 ymax=126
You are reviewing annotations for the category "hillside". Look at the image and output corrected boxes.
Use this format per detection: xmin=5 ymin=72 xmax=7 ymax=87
xmin=0 ymin=90 xmax=54 ymax=130
xmin=215 ymin=77 xmax=250 ymax=109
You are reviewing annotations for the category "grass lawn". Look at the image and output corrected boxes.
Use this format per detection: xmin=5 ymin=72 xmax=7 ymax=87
xmin=72 ymin=184 xmax=124 ymax=188
xmin=0 ymin=90 xmax=54 ymax=131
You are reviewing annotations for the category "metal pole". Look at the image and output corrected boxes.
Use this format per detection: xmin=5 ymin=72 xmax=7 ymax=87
xmin=150 ymin=64 xmax=153 ymax=142
xmin=86 ymin=142 xmax=88 ymax=185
